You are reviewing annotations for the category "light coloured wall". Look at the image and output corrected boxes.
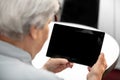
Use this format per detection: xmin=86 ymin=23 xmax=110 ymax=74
xmin=98 ymin=0 xmax=115 ymax=36
xmin=114 ymin=0 xmax=120 ymax=69
xmin=98 ymin=0 xmax=120 ymax=69
xmin=115 ymin=0 xmax=120 ymax=50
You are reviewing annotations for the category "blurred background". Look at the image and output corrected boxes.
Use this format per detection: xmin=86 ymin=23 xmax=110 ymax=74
xmin=33 ymin=0 xmax=120 ymax=80
xmin=57 ymin=0 xmax=120 ymax=70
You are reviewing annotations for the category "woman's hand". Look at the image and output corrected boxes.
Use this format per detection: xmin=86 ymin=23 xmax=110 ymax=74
xmin=87 ymin=53 xmax=107 ymax=80
xmin=43 ymin=58 xmax=73 ymax=73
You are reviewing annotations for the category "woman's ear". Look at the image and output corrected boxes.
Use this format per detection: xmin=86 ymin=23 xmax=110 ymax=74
xmin=29 ymin=25 xmax=38 ymax=40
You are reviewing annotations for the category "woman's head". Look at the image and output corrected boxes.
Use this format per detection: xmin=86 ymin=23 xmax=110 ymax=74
xmin=0 ymin=0 xmax=59 ymax=40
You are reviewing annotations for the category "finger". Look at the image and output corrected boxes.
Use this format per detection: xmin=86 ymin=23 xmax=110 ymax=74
xmin=66 ymin=62 xmax=74 ymax=68
xmin=50 ymin=58 xmax=69 ymax=64
xmin=97 ymin=53 xmax=107 ymax=68
xmin=95 ymin=53 xmax=107 ymax=73
xmin=69 ymin=63 xmax=74 ymax=68
xmin=88 ymin=67 xmax=92 ymax=72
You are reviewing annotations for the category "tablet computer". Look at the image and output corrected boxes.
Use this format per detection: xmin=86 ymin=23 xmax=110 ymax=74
xmin=46 ymin=23 xmax=105 ymax=67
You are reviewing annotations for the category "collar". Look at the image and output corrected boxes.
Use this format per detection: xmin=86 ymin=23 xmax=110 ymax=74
xmin=0 ymin=40 xmax=32 ymax=64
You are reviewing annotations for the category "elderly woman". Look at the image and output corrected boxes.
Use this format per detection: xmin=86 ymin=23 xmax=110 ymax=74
xmin=0 ymin=0 xmax=107 ymax=80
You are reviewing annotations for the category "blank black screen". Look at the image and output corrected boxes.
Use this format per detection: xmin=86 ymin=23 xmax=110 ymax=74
xmin=60 ymin=0 xmax=100 ymax=28
xmin=47 ymin=23 xmax=105 ymax=66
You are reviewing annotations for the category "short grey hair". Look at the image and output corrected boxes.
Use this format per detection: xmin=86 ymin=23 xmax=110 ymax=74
xmin=0 ymin=0 xmax=59 ymax=40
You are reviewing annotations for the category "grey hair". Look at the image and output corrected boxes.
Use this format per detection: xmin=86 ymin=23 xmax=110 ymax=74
xmin=0 ymin=0 xmax=59 ymax=40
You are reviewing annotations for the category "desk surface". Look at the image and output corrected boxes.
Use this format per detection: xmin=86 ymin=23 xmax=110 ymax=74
xmin=32 ymin=22 xmax=119 ymax=80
